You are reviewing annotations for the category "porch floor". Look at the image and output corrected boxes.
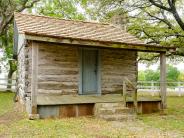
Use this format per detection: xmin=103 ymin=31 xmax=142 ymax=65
xmin=37 ymin=94 xmax=161 ymax=105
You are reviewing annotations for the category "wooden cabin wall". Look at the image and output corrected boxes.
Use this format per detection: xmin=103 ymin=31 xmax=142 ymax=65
xmin=24 ymin=41 xmax=137 ymax=96
xmin=36 ymin=42 xmax=79 ymax=95
xmin=101 ymin=49 xmax=137 ymax=94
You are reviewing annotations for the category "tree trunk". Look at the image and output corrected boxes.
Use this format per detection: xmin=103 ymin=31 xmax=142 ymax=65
xmin=6 ymin=60 xmax=16 ymax=91
xmin=7 ymin=69 xmax=14 ymax=90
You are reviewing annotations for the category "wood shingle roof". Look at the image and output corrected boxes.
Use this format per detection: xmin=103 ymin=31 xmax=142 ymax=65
xmin=14 ymin=12 xmax=144 ymax=45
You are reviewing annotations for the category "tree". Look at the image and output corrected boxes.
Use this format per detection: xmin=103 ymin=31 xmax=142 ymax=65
xmin=144 ymin=69 xmax=160 ymax=81
xmin=1 ymin=26 xmax=17 ymax=89
xmin=138 ymin=70 xmax=146 ymax=81
xmin=148 ymin=0 xmax=184 ymax=31
xmin=167 ymin=65 xmax=180 ymax=82
xmin=32 ymin=0 xmax=86 ymax=20
xmin=0 ymin=0 xmax=40 ymax=35
xmin=178 ymin=72 xmax=184 ymax=81
xmin=0 ymin=0 xmax=40 ymax=89
xmin=138 ymin=64 xmax=180 ymax=82
xmin=85 ymin=0 xmax=184 ymax=59
xmin=0 ymin=0 xmax=88 ymax=88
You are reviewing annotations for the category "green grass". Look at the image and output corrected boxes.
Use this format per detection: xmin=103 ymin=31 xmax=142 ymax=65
xmin=0 ymin=92 xmax=14 ymax=116
xmin=1 ymin=117 xmax=134 ymax=137
xmin=0 ymin=92 xmax=184 ymax=137
xmin=138 ymin=97 xmax=184 ymax=132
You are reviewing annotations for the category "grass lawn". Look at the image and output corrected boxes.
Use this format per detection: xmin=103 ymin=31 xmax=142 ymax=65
xmin=0 ymin=92 xmax=14 ymax=116
xmin=139 ymin=97 xmax=184 ymax=133
xmin=0 ymin=92 xmax=184 ymax=138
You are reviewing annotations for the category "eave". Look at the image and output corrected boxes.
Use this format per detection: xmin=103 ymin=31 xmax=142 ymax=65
xmin=23 ymin=32 xmax=176 ymax=53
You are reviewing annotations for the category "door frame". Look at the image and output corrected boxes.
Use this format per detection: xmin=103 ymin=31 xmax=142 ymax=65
xmin=78 ymin=47 xmax=101 ymax=95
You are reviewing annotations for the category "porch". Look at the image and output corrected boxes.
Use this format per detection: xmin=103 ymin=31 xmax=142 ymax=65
xmin=37 ymin=94 xmax=161 ymax=118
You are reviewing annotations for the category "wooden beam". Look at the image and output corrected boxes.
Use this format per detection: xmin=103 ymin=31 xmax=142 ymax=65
xmin=160 ymin=52 xmax=167 ymax=109
xmin=31 ymin=42 xmax=38 ymax=114
xmin=123 ymin=81 xmax=127 ymax=107
xmin=24 ymin=34 xmax=171 ymax=53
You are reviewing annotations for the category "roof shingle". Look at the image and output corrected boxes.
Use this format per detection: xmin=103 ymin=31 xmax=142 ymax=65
xmin=14 ymin=12 xmax=144 ymax=45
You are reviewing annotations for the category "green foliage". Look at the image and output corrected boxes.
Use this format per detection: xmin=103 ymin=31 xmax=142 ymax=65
xmin=0 ymin=0 xmax=86 ymax=75
xmin=178 ymin=72 xmax=184 ymax=81
xmin=167 ymin=65 xmax=180 ymax=82
xmin=138 ymin=64 xmax=181 ymax=82
xmin=33 ymin=0 xmax=86 ymax=20
xmin=0 ymin=0 xmax=40 ymax=75
xmin=85 ymin=0 xmax=184 ymax=61
xmin=0 ymin=25 xmax=17 ymax=72
xmin=144 ymin=69 xmax=160 ymax=81
xmin=138 ymin=71 xmax=145 ymax=81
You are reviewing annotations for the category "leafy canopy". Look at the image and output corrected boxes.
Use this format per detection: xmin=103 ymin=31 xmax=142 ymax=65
xmin=84 ymin=0 xmax=184 ymax=61
xmin=138 ymin=64 xmax=181 ymax=82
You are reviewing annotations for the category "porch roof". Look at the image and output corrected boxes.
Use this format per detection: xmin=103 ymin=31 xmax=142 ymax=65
xmin=14 ymin=12 xmax=175 ymax=54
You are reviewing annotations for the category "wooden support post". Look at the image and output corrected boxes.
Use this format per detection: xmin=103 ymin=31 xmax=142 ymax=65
xmin=133 ymin=87 xmax=138 ymax=113
xmin=123 ymin=81 xmax=127 ymax=107
xmin=30 ymin=42 xmax=39 ymax=119
xmin=160 ymin=52 xmax=167 ymax=109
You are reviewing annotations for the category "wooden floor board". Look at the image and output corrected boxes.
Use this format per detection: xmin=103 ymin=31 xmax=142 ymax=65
xmin=37 ymin=94 xmax=161 ymax=105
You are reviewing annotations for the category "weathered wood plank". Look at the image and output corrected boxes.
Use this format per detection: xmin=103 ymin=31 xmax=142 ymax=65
xmin=38 ymin=75 xmax=78 ymax=82
xmin=101 ymin=49 xmax=137 ymax=94
xmin=37 ymin=42 xmax=79 ymax=95
xmin=31 ymin=42 xmax=38 ymax=114
xmin=38 ymin=89 xmax=78 ymax=94
xmin=160 ymin=52 xmax=167 ymax=109
xmin=37 ymin=94 xmax=161 ymax=105
xmin=34 ymin=41 xmax=138 ymax=96
xmin=38 ymin=82 xmax=78 ymax=90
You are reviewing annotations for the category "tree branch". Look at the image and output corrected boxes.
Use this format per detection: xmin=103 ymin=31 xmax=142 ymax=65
xmin=167 ymin=0 xmax=184 ymax=31
xmin=138 ymin=54 xmax=160 ymax=62
xmin=0 ymin=0 xmax=40 ymax=36
xmin=148 ymin=0 xmax=184 ymax=31
xmin=148 ymin=0 xmax=171 ymax=12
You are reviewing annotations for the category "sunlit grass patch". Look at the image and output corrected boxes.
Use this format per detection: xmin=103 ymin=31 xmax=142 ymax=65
xmin=138 ymin=97 xmax=184 ymax=133
xmin=0 ymin=92 xmax=14 ymax=116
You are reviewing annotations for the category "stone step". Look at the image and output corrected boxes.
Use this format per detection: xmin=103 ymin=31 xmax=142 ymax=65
xmin=96 ymin=107 xmax=133 ymax=115
xmin=95 ymin=102 xmax=136 ymax=121
xmin=95 ymin=102 xmax=125 ymax=108
xmin=98 ymin=114 xmax=136 ymax=121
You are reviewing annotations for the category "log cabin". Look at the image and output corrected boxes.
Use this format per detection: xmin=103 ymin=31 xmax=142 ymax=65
xmin=13 ymin=13 xmax=175 ymax=119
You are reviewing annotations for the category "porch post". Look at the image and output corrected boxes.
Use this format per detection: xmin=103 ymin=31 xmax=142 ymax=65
xmin=30 ymin=42 xmax=39 ymax=119
xmin=160 ymin=52 xmax=167 ymax=109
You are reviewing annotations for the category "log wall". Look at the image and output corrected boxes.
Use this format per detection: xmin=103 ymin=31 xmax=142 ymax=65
xmin=20 ymin=41 xmax=137 ymax=96
xmin=37 ymin=42 xmax=79 ymax=95
xmin=101 ymin=49 xmax=137 ymax=94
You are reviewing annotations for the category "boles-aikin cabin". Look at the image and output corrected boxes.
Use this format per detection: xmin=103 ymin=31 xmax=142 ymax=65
xmin=14 ymin=13 xmax=175 ymax=119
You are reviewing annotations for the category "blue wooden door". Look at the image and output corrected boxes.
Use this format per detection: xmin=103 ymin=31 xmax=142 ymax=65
xmin=82 ymin=49 xmax=98 ymax=94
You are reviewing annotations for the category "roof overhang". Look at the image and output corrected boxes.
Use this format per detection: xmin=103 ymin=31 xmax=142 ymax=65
xmin=13 ymin=32 xmax=176 ymax=59
xmin=24 ymin=32 xmax=176 ymax=53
